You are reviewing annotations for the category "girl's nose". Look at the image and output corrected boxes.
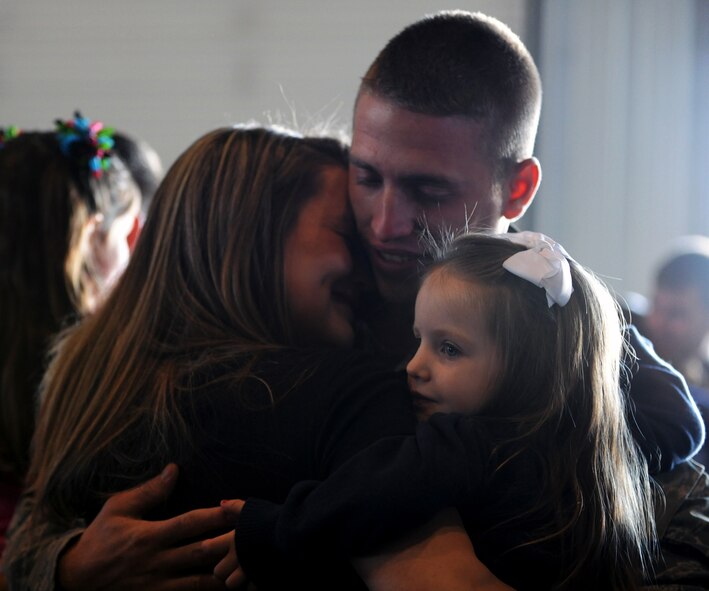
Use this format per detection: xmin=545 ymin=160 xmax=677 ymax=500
xmin=406 ymin=344 xmax=430 ymax=382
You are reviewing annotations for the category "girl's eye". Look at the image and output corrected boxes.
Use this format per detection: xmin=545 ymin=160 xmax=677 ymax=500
xmin=441 ymin=342 xmax=460 ymax=358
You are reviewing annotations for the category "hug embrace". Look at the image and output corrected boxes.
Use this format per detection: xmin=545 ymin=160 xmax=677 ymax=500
xmin=4 ymin=10 xmax=706 ymax=591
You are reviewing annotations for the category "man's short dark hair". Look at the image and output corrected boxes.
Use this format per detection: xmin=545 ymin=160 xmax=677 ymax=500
xmin=360 ymin=10 xmax=541 ymax=166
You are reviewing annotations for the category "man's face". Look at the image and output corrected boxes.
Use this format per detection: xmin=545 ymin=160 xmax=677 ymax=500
xmin=349 ymin=92 xmax=509 ymax=304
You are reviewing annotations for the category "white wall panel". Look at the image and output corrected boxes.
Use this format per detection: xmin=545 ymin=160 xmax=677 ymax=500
xmin=534 ymin=0 xmax=699 ymax=298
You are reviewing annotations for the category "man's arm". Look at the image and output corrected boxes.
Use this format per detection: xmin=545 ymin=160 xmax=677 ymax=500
xmin=4 ymin=465 xmax=232 ymax=591
xmin=625 ymin=325 xmax=705 ymax=473
xmin=356 ymin=508 xmax=515 ymax=591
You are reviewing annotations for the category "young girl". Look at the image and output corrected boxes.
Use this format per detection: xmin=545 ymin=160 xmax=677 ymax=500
xmin=223 ymin=232 xmax=656 ymax=590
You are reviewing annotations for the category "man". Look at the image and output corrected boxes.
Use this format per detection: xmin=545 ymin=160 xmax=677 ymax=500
xmin=349 ymin=11 xmax=540 ymax=360
xmin=7 ymin=11 xmax=705 ymax=591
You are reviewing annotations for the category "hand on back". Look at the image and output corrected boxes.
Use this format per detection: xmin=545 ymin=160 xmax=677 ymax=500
xmin=58 ymin=465 xmax=233 ymax=591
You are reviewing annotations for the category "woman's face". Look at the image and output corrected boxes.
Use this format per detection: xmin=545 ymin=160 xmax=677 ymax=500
xmin=284 ymin=166 xmax=357 ymax=346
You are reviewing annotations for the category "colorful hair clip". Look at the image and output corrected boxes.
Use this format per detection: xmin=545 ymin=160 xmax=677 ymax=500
xmin=0 ymin=125 xmax=22 ymax=149
xmin=55 ymin=111 xmax=115 ymax=178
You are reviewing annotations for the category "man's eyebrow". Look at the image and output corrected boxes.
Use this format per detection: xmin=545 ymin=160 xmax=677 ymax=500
xmin=350 ymin=156 xmax=455 ymax=186
xmin=401 ymin=174 xmax=456 ymax=187
xmin=348 ymin=155 xmax=375 ymax=171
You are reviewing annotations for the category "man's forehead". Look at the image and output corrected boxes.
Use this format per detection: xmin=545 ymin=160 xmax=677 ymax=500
xmin=351 ymin=93 xmax=489 ymax=160
xmin=348 ymin=153 xmax=458 ymax=186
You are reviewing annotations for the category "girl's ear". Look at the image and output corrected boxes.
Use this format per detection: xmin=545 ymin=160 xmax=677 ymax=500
xmin=502 ymin=157 xmax=541 ymax=222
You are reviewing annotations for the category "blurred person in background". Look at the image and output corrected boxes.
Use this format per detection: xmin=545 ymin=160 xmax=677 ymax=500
xmin=645 ymin=235 xmax=709 ymax=466
xmin=0 ymin=113 xmax=147 ymax=567
xmin=646 ymin=236 xmax=709 ymax=392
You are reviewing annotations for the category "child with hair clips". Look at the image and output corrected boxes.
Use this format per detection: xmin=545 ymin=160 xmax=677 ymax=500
xmin=220 ymin=232 xmax=656 ymax=591
xmin=0 ymin=113 xmax=141 ymax=562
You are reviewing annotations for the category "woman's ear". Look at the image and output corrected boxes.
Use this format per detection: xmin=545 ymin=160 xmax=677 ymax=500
xmin=502 ymin=157 xmax=541 ymax=222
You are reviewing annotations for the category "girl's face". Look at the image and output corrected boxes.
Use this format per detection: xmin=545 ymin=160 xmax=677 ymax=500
xmin=284 ymin=166 xmax=357 ymax=346
xmin=407 ymin=270 xmax=502 ymax=420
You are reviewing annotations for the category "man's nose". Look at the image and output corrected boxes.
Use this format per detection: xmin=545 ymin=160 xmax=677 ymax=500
xmin=371 ymin=188 xmax=415 ymax=242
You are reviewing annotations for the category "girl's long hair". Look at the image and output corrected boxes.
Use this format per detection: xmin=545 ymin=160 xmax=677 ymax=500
xmin=427 ymin=233 xmax=655 ymax=590
xmin=0 ymin=132 xmax=139 ymax=478
xmin=27 ymin=126 xmax=348 ymax=522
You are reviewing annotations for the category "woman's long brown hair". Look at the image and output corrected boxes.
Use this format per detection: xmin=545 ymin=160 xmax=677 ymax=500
xmin=28 ymin=126 xmax=348 ymax=522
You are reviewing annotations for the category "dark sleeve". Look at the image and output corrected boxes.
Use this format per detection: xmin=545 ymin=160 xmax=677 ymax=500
xmin=625 ymin=325 xmax=705 ymax=473
xmin=236 ymin=414 xmax=487 ymax=584
xmin=2 ymin=489 xmax=86 ymax=591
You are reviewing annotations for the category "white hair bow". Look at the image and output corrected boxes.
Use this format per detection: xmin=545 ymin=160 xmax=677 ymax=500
xmin=502 ymin=231 xmax=574 ymax=307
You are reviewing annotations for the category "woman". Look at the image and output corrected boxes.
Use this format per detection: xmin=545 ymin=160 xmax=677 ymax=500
xmin=0 ymin=114 xmax=142 ymax=561
xmin=5 ymin=125 xmax=492 ymax=590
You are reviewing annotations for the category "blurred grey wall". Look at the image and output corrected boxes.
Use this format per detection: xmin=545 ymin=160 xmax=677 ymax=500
xmin=0 ymin=0 xmax=529 ymax=166
xmin=1 ymin=0 xmax=706 ymax=298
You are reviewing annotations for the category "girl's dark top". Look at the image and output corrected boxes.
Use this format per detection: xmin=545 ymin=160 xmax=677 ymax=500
xmin=239 ymin=414 xmax=568 ymax=590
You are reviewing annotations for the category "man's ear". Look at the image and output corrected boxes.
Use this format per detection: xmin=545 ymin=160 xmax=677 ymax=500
xmin=503 ymin=157 xmax=541 ymax=222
